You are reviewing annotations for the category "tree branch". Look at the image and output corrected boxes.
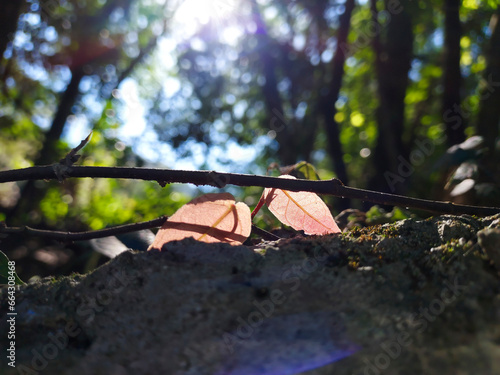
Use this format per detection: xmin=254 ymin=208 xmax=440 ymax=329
xmin=1 ymin=165 xmax=499 ymax=216
xmin=0 ymin=215 xmax=281 ymax=243
xmin=0 ymin=216 xmax=168 ymax=242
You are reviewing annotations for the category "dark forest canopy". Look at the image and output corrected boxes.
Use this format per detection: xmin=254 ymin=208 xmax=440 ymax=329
xmin=0 ymin=0 xmax=499 ymax=235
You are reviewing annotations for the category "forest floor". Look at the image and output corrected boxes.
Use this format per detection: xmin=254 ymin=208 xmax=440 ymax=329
xmin=1 ymin=213 xmax=500 ymax=375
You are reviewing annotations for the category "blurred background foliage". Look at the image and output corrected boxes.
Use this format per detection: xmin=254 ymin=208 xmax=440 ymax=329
xmin=0 ymin=0 xmax=499 ymax=279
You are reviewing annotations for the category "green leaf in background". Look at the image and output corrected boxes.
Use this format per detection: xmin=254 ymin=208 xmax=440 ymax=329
xmin=0 ymin=251 xmax=25 ymax=285
xmin=293 ymin=161 xmax=321 ymax=180
xmin=365 ymin=206 xmax=412 ymax=225
xmin=268 ymin=161 xmax=321 ymax=180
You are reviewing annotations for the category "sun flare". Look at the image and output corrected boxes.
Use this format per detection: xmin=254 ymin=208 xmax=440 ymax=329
xmin=174 ymin=0 xmax=237 ymax=33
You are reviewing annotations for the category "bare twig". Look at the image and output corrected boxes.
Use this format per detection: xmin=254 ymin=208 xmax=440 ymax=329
xmin=251 ymin=225 xmax=281 ymax=241
xmin=60 ymin=132 xmax=92 ymax=166
xmin=0 ymin=216 xmax=168 ymax=242
xmin=52 ymin=132 xmax=93 ymax=182
xmin=0 ymin=216 xmax=282 ymax=243
xmin=1 ymin=165 xmax=499 ymax=216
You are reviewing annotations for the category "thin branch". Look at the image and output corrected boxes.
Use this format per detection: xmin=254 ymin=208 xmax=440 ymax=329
xmin=0 ymin=215 xmax=282 ymax=243
xmin=0 ymin=216 xmax=168 ymax=242
xmin=1 ymin=165 xmax=499 ymax=216
xmin=251 ymin=225 xmax=281 ymax=241
xmin=60 ymin=132 xmax=92 ymax=166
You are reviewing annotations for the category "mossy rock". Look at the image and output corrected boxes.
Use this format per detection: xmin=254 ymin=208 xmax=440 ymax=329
xmin=1 ymin=214 xmax=499 ymax=374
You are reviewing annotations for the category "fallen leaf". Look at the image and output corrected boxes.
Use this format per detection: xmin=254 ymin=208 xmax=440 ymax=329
xmin=148 ymin=193 xmax=251 ymax=251
xmin=263 ymin=175 xmax=341 ymax=235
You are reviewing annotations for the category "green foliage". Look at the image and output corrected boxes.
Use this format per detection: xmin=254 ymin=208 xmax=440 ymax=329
xmin=293 ymin=162 xmax=321 ymax=181
xmin=37 ymin=177 xmax=190 ymax=231
xmin=365 ymin=206 xmax=413 ymax=225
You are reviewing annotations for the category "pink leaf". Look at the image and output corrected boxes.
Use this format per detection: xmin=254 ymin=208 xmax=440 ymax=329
xmin=264 ymin=175 xmax=341 ymax=235
xmin=148 ymin=193 xmax=251 ymax=251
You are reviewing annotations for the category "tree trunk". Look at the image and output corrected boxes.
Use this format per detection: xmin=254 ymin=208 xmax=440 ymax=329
xmin=477 ymin=8 xmax=500 ymax=160
xmin=7 ymin=67 xmax=85 ymax=224
xmin=320 ymin=0 xmax=355 ymax=210
xmin=369 ymin=0 xmax=414 ymax=196
xmin=0 ymin=1 xmax=25 ymax=63
xmin=443 ymin=0 xmax=465 ymax=146
xmin=250 ymin=0 xmax=295 ymax=166
xmin=321 ymin=0 xmax=355 ymax=187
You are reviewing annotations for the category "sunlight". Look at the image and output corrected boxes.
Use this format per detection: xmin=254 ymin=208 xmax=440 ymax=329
xmin=173 ymin=0 xmax=237 ymax=37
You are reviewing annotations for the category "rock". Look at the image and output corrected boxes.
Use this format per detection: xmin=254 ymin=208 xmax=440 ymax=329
xmin=1 ymin=215 xmax=500 ymax=375
xmin=478 ymin=227 xmax=500 ymax=273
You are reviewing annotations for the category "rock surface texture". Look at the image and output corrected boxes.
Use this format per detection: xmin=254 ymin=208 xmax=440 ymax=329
xmin=1 ymin=214 xmax=500 ymax=375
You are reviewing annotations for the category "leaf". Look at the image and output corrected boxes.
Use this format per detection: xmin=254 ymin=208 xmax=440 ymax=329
xmin=272 ymin=161 xmax=321 ymax=180
xmin=450 ymin=178 xmax=475 ymax=197
xmin=263 ymin=175 xmax=341 ymax=235
xmin=148 ymin=193 xmax=251 ymax=251
xmin=0 ymin=251 xmax=25 ymax=285
xmin=252 ymin=162 xmax=320 ymax=219
xmin=291 ymin=161 xmax=321 ymax=180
